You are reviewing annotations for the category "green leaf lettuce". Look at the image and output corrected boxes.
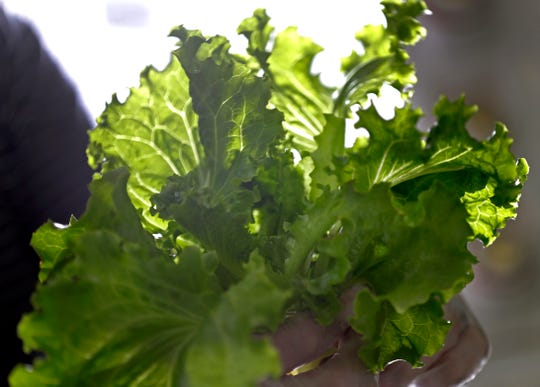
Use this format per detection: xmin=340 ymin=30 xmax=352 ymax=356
xmin=12 ymin=1 xmax=528 ymax=385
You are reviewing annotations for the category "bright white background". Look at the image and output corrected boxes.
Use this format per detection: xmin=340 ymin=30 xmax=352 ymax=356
xmin=2 ymin=0 xmax=387 ymax=119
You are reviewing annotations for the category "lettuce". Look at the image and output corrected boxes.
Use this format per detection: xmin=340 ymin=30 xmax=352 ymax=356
xmin=11 ymin=1 xmax=528 ymax=385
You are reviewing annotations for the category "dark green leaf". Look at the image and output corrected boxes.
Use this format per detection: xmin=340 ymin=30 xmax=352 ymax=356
xmin=11 ymin=170 xmax=222 ymax=386
xmin=336 ymin=0 xmax=426 ymax=112
xmin=350 ymin=289 xmax=449 ymax=371
xmin=185 ymin=253 xmax=290 ymax=386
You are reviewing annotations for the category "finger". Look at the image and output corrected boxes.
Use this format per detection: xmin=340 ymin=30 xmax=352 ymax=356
xmin=265 ymin=331 xmax=377 ymax=387
xmin=378 ymin=360 xmax=422 ymax=387
xmin=335 ymin=285 xmax=364 ymax=322
xmin=271 ymin=312 xmax=348 ymax=373
xmin=271 ymin=285 xmax=364 ymax=372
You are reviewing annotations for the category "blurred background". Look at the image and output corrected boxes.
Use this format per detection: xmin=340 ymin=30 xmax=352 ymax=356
xmin=1 ymin=0 xmax=538 ymax=385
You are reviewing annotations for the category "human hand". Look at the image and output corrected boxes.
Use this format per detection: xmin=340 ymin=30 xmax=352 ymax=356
xmin=261 ymin=290 xmax=489 ymax=387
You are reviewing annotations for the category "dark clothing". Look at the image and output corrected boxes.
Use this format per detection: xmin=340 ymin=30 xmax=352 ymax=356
xmin=0 ymin=8 xmax=92 ymax=385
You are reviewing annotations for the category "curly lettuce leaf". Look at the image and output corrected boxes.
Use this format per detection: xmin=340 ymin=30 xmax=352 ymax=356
xmin=307 ymin=96 xmax=526 ymax=369
xmin=285 ymin=181 xmax=475 ymax=321
xmin=11 ymin=169 xmax=220 ymax=386
xmin=185 ymin=253 xmax=290 ymax=387
xmin=11 ymin=169 xmax=288 ymax=387
xmin=336 ymin=0 xmax=426 ymax=111
xmin=88 ymin=58 xmax=200 ymax=232
xmin=237 ymin=8 xmax=273 ymax=70
xmin=347 ymin=96 xmax=527 ymax=244
xmin=350 ymin=289 xmax=449 ymax=371
xmin=169 ymin=27 xmax=283 ymax=175
xmin=239 ymin=9 xmax=334 ymax=151
xmin=267 ymin=27 xmax=334 ymax=151
xmin=153 ymin=26 xmax=285 ymax=281
xmin=30 ymin=218 xmax=82 ymax=283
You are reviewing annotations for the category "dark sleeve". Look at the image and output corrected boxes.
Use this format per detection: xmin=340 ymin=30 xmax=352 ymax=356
xmin=0 ymin=8 xmax=93 ymax=384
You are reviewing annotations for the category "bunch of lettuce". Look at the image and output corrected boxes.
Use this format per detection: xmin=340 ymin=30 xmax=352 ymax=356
xmin=11 ymin=1 xmax=528 ymax=386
